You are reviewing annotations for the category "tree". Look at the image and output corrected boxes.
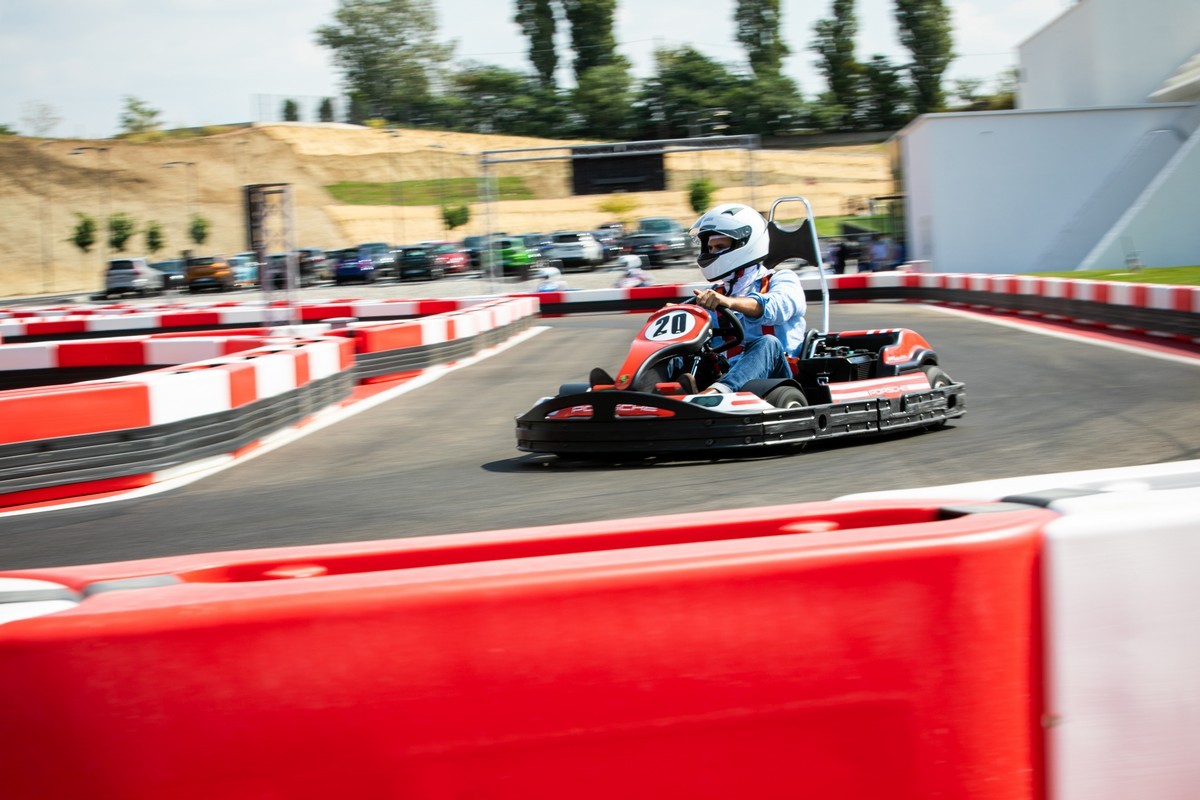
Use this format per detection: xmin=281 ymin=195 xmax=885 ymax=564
xmin=315 ymin=0 xmax=453 ymax=124
xmin=20 ymin=101 xmax=61 ymax=137
xmin=562 ymin=0 xmax=620 ymax=80
xmin=118 ymin=96 xmax=164 ymax=135
xmin=895 ymin=0 xmax=954 ymax=114
xmin=0 ymin=123 xmax=16 ymax=136
xmin=442 ymin=64 xmax=566 ymax=137
xmin=988 ymin=67 xmax=1019 ymax=110
xmin=71 ymin=213 xmax=97 ymax=254
xmin=810 ymin=91 xmax=851 ymax=132
xmin=735 ymin=0 xmax=789 ymax=79
xmin=442 ymin=204 xmax=469 ymax=231
xmin=861 ymin=55 xmax=910 ymax=129
xmin=108 ymin=212 xmax=137 ymax=253
xmin=515 ymin=0 xmax=558 ymax=89
xmin=145 ymin=220 xmax=166 ymax=254
xmin=634 ymin=47 xmax=742 ymax=140
xmin=721 ymin=73 xmax=805 ymax=136
xmin=572 ymin=63 xmax=635 ymax=139
xmin=283 ymin=99 xmax=300 ymax=121
xmin=688 ymin=178 xmax=715 ymax=214
xmin=189 ymin=214 xmax=211 ymax=246
xmin=811 ymin=0 xmax=860 ymax=122
xmin=319 ymin=97 xmax=336 ymax=122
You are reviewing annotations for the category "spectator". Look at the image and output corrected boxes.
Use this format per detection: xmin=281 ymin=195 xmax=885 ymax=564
xmin=871 ymin=237 xmax=891 ymax=272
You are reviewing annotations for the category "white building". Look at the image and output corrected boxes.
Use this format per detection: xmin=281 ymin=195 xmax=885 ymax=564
xmin=892 ymin=0 xmax=1200 ymax=273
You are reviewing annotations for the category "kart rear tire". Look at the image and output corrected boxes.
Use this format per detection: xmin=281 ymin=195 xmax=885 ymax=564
xmin=765 ymin=385 xmax=807 ymax=409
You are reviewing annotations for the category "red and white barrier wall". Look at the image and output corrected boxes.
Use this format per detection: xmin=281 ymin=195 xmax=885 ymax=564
xmin=0 ymin=498 xmax=1054 ymax=799
xmin=0 ymin=282 xmax=1196 ymax=796
xmin=2 ymin=460 xmax=1198 ymax=798
xmin=524 ymin=272 xmax=1200 ymax=342
xmin=0 ymin=296 xmax=539 ymax=507
xmin=842 ymin=459 xmax=1200 ymax=800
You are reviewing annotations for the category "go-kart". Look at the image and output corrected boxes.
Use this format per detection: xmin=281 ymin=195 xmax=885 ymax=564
xmin=515 ymin=197 xmax=965 ymax=459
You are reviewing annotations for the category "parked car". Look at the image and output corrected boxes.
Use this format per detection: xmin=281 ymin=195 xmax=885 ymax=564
xmin=544 ymin=231 xmax=606 ymax=272
xmin=461 ymin=235 xmax=488 ymax=268
xmin=104 ymin=257 xmax=165 ymax=298
xmin=489 ymin=236 xmax=541 ymax=277
xmin=184 ymin=255 xmax=235 ymax=293
xmin=619 ymin=217 xmax=693 ymax=266
xmin=429 ymin=241 xmax=470 ymax=274
xmin=592 ymin=229 xmax=622 ymax=262
xmin=396 ymin=243 xmax=457 ymax=281
xmin=228 ymin=253 xmax=260 ymax=289
xmin=358 ymin=241 xmax=395 ymax=279
xmin=150 ymin=259 xmax=186 ymax=292
xmin=462 ymin=233 xmax=511 ymax=269
xmin=297 ymin=247 xmax=329 ymax=282
xmin=329 ymin=247 xmax=378 ymax=285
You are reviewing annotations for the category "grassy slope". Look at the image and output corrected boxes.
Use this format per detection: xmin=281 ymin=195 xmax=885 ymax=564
xmin=1024 ymin=267 xmax=1200 ymax=286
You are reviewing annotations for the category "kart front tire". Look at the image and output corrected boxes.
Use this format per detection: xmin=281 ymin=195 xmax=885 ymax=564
xmin=923 ymin=365 xmax=954 ymax=388
xmin=922 ymin=365 xmax=954 ymax=429
xmin=765 ymin=385 xmax=807 ymax=409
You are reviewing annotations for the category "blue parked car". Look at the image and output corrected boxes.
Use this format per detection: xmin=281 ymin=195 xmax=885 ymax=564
xmin=330 ymin=247 xmax=377 ymax=285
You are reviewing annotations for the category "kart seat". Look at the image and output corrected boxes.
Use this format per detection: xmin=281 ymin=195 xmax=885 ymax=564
xmin=764 ymin=217 xmax=820 ymax=270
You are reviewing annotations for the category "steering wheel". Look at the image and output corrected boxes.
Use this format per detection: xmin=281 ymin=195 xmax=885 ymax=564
xmin=686 ymin=298 xmax=744 ymax=354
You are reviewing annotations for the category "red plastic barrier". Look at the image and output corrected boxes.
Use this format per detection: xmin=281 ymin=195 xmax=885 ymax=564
xmin=0 ymin=500 xmax=1051 ymax=799
xmin=0 ymin=382 xmax=151 ymax=444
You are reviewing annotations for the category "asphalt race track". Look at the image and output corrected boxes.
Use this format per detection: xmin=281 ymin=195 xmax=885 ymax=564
xmin=4 ymin=303 xmax=1199 ymax=569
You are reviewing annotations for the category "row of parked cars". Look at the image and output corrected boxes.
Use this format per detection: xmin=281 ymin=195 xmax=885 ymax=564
xmin=100 ymin=218 xmax=697 ymax=298
xmin=461 ymin=218 xmax=695 ymax=277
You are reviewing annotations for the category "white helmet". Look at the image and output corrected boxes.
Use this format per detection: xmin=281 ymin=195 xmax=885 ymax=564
xmin=690 ymin=203 xmax=769 ymax=281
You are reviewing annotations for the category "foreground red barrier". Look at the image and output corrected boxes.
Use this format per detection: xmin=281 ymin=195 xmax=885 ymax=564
xmin=0 ymin=500 xmax=1052 ymax=799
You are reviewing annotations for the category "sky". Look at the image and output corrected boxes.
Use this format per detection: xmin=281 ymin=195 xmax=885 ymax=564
xmin=0 ymin=0 xmax=1075 ymax=139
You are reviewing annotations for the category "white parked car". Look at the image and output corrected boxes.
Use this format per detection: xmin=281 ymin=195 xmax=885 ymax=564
xmin=103 ymin=257 xmax=165 ymax=298
xmin=543 ymin=231 xmax=605 ymax=271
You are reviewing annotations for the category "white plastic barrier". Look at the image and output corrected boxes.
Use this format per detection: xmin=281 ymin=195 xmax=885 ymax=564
xmin=1043 ymin=488 xmax=1200 ymax=800
xmin=841 ymin=460 xmax=1200 ymax=800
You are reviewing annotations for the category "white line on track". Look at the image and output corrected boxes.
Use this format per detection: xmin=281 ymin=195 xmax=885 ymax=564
xmin=1 ymin=326 xmax=550 ymax=519
xmin=923 ymin=304 xmax=1200 ymax=368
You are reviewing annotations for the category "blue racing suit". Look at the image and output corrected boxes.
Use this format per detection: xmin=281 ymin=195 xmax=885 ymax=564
xmin=708 ymin=265 xmax=807 ymax=393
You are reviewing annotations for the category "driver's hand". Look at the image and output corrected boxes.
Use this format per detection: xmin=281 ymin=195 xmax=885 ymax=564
xmin=692 ymin=288 xmax=727 ymax=310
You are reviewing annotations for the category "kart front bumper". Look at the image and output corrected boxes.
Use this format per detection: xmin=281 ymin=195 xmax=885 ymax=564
xmin=515 ymin=384 xmax=966 ymax=458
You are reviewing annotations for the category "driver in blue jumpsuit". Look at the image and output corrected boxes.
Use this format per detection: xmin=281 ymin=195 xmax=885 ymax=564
xmin=682 ymin=203 xmax=807 ymax=395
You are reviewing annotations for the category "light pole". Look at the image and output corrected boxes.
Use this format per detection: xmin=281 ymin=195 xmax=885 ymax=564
xmin=235 ymin=139 xmax=249 ymax=187
xmin=38 ymin=140 xmax=55 ymax=292
xmin=387 ymin=130 xmax=406 ymax=247
xmin=162 ymin=161 xmax=196 ymax=255
xmin=431 ymin=140 xmax=449 ymax=238
xmin=70 ymin=146 xmax=111 ymax=269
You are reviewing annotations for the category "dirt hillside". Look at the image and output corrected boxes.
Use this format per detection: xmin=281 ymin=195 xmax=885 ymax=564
xmin=0 ymin=123 xmax=893 ymax=297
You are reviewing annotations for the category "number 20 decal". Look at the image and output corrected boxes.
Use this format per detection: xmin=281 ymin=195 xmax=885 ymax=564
xmin=645 ymin=310 xmax=696 ymax=342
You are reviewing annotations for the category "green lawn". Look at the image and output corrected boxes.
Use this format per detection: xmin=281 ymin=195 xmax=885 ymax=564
xmin=325 ymin=177 xmax=534 ymax=206
xmin=1025 ymin=266 xmax=1200 ymax=286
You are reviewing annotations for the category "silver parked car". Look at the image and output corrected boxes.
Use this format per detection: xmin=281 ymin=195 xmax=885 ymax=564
xmin=104 ymin=257 xmax=165 ymax=298
xmin=543 ymin=231 xmax=605 ymax=272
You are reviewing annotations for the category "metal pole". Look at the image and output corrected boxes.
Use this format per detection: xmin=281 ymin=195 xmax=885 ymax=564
xmin=38 ymin=141 xmax=54 ymax=293
xmin=482 ymin=157 xmax=495 ymax=295
xmin=71 ymin=146 xmax=111 ymax=272
xmin=162 ymin=161 xmax=196 ymax=255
